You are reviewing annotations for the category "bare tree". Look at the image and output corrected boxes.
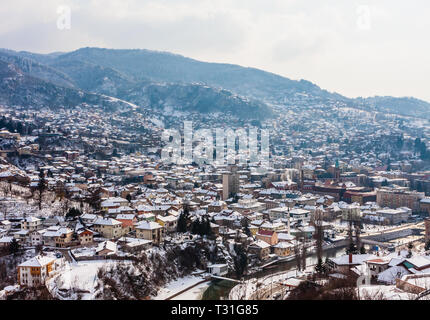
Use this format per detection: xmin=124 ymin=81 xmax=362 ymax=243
xmin=293 ymin=237 xmax=302 ymax=271
xmin=1 ymin=182 xmax=12 ymax=197
xmin=60 ymin=198 xmax=70 ymax=217
xmin=56 ymin=184 xmax=66 ymax=201
xmin=313 ymin=208 xmax=325 ymax=273
xmin=87 ymin=187 xmax=102 ymax=212
xmin=0 ymin=200 xmax=7 ymax=220
xmin=301 ymin=232 xmax=307 ymax=271
xmin=355 ymin=221 xmax=364 ymax=253
xmin=35 ymin=169 xmax=47 ymax=211
xmin=346 ymin=212 xmax=358 ymax=254
xmin=294 ymin=230 xmax=307 ymax=272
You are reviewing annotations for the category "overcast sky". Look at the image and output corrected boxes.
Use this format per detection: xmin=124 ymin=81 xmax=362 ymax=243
xmin=1 ymin=0 xmax=430 ymax=101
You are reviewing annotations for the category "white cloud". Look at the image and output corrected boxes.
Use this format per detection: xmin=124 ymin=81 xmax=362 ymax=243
xmin=1 ymin=0 xmax=430 ymax=101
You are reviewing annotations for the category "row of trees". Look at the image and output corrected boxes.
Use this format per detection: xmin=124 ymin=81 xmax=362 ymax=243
xmin=313 ymin=209 xmax=326 ymax=274
xmin=345 ymin=214 xmax=366 ymax=255
xmin=177 ymin=204 xmax=213 ymax=237
xmin=414 ymin=138 xmax=430 ymax=160
xmin=177 ymin=203 xmax=249 ymax=280
xmin=311 ymin=209 xmax=366 ymax=275
xmin=0 ymin=116 xmax=35 ymax=135
xmin=293 ymin=230 xmax=308 ymax=272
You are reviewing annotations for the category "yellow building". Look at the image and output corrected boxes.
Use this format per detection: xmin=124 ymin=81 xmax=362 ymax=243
xmin=136 ymin=221 xmax=164 ymax=244
xmin=249 ymin=225 xmax=259 ymax=236
xmin=273 ymin=242 xmax=294 ymax=257
xmin=17 ymin=255 xmax=64 ymax=287
xmin=155 ymin=215 xmax=178 ymax=233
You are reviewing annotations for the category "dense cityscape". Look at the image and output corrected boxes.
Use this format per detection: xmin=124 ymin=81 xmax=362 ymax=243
xmin=1 ymin=84 xmax=430 ymax=300
xmin=2 ymin=2 xmax=430 ymax=307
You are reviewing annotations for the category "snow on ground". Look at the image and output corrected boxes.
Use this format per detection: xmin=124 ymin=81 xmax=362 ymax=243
xmin=333 ymin=221 xmax=394 ymax=234
xmin=1 ymin=194 xmax=81 ymax=220
xmin=229 ymin=267 xmax=312 ymax=300
xmin=404 ymin=276 xmax=430 ymax=290
xmin=149 ymin=117 xmax=164 ymax=128
xmin=358 ymin=285 xmax=417 ymax=300
xmin=152 ymin=274 xmax=208 ymax=300
xmin=171 ymin=281 xmax=211 ymax=300
xmin=71 ymin=247 xmax=96 ymax=258
xmin=47 ymin=260 xmax=126 ymax=300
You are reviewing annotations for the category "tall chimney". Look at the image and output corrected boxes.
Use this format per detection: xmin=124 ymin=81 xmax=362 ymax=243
xmin=349 ymin=253 xmax=353 ymax=264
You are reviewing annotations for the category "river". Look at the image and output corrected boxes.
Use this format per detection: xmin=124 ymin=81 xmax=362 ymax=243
xmin=202 ymin=245 xmax=348 ymax=300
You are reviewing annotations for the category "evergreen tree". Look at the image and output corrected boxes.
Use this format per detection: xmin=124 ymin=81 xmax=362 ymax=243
xmin=177 ymin=204 xmax=190 ymax=233
xmin=190 ymin=216 xmax=212 ymax=237
xmin=315 ymin=258 xmax=326 ymax=274
xmin=233 ymin=244 xmax=248 ymax=279
xmin=126 ymin=193 xmax=132 ymax=203
xmin=36 ymin=169 xmax=47 ymax=211
xmin=346 ymin=242 xmax=358 ymax=255
xmin=231 ymin=193 xmax=239 ymax=203
xmin=88 ymin=188 xmax=102 ymax=211
xmin=243 ymin=219 xmax=252 ymax=237
xmin=66 ymin=207 xmax=82 ymax=219
xmin=191 ymin=218 xmax=201 ymax=235
xmin=202 ymin=216 xmax=212 ymax=237
xmin=9 ymin=238 xmax=20 ymax=255
xmin=407 ymin=243 xmax=413 ymax=258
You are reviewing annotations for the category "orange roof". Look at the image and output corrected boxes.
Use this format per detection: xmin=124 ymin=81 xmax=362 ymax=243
xmin=367 ymin=258 xmax=388 ymax=264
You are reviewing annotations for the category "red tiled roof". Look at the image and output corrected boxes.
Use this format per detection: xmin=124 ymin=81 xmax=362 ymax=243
xmin=258 ymin=230 xmax=274 ymax=236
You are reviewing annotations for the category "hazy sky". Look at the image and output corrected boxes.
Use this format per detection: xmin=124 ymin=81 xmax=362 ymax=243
xmin=1 ymin=0 xmax=430 ymax=101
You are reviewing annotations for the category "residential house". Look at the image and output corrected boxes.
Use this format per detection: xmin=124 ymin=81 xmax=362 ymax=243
xmin=156 ymin=215 xmax=178 ymax=233
xmin=116 ymin=214 xmax=137 ymax=234
xmin=21 ymin=217 xmax=42 ymax=231
xmin=77 ymin=229 xmax=94 ymax=245
xmin=17 ymin=255 xmax=64 ymax=287
xmin=273 ymin=241 xmax=294 ymax=257
xmin=135 ymin=221 xmax=164 ymax=244
xmin=95 ymin=241 xmax=117 ymax=256
xmin=328 ymin=254 xmax=377 ymax=274
xmin=92 ymin=217 xmax=123 ymax=239
xmin=248 ymin=240 xmax=271 ymax=260
xmin=256 ymin=230 xmax=278 ymax=246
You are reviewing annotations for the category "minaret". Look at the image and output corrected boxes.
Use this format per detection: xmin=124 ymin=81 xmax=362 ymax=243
xmin=334 ymin=159 xmax=340 ymax=181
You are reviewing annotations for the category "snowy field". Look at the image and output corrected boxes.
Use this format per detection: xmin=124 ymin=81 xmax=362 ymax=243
xmin=333 ymin=221 xmax=395 ymax=233
xmin=229 ymin=268 xmax=312 ymax=300
xmin=152 ymin=274 xmax=209 ymax=300
xmin=171 ymin=281 xmax=211 ymax=300
xmin=71 ymin=247 xmax=96 ymax=258
xmin=358 ymin=285 xmax=417 ymax=300
xmin=47 ymin=260 xmax=125 ymax=300
xmin=0 ymin=182 xmax=89 ymax=220
xmin=47 ymin=260 xmax=210 ymax=300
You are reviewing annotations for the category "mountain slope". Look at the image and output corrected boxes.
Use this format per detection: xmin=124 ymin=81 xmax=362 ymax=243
xmin=118 ymin=81 xmax=274 ymax=119
xmin=0 ymin=48 xmax=275 ymax=119
xmin=0 ymin=60 xmax=134 ymax=111
xmin=49 ymin=47 xmax=340 ymax=103
xmin=0 ymin=51 xmax=75 ymax=89
xmin=357 ymin=96 xmax=430 ymax=118
xmin=1 ymin=47 xmax=430 ymax=119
